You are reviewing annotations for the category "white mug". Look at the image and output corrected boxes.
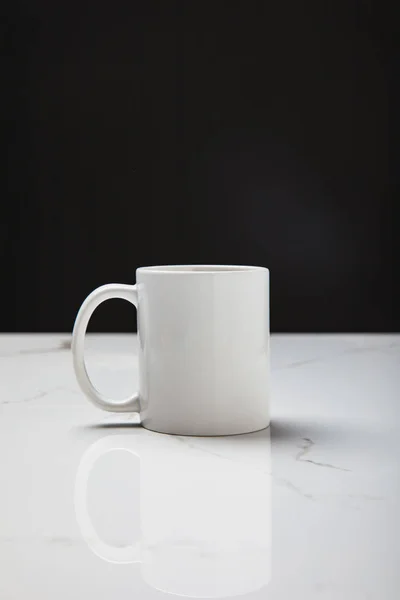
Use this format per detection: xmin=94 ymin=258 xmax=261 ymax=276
xmin=72 ymin=265 xmax=270 ymax=436
xmin=75 ymin=431 xmax=271 ymax=597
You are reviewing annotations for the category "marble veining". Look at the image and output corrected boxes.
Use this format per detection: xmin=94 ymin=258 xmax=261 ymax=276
xmin=295 ymin=437 xmax=351 ymax=472
xmin=275 ymin=338 xmax=400 ymax=371
xmin=1 ymin=334 xmax=399 ymax=599
xmin=0 ymin=339 xmax=71 ymax=358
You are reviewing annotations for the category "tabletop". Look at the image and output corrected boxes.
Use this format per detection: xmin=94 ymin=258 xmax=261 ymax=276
xmin=0 ymin=334 xmax=399 ymax=599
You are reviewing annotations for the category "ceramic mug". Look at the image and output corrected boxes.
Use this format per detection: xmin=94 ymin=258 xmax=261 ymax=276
xmin=74 ymin=431 xmax=271 ymax=598
xmin=72 ymin=265 xmax=270 ymax=436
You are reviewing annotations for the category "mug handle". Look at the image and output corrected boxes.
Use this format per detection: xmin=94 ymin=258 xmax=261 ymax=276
xmin=75 ymin=435 xmax=141 ymax=564
xmin=72 ymin=284 xmax=140 ymax=413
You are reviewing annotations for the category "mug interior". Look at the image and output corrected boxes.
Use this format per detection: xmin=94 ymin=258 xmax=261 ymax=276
xmin=137 ymin=265 xmax=267 ymax=274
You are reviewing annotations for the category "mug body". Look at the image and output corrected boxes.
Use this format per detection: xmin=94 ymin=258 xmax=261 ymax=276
xmin=136 ymin=265 xmax=270 ymax=436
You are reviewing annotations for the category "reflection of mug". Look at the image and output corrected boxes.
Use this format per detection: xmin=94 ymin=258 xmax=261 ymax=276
xmin=72 ymin=265 xmax=270 ymax=436
xmin=75 ymin=432 xmax=271 ymax=598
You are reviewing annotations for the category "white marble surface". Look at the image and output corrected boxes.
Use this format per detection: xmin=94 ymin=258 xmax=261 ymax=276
xmin=0 ymin=334 xmax=399 ymax=599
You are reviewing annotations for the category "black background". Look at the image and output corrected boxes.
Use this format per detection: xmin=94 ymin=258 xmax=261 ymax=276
xmin=2 ymin=1 xmax=398 ymax=332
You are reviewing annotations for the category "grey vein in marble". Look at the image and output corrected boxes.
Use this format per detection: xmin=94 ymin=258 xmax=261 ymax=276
xmin=174 ymin=436 xmax=235 ymax=462
xmin=174 ymin=435 xmax=272 ymax=476
xmin=0 ymin=535 xmax=82 ymax=546
xmin=1 ymin=386 xmax=79 ymax=406
xmin=296 ymin=437 xmax=351 ymax=472
xmin=0 ymin=339 xmax=71 ymax=359
xmin=277 ymin=339 xmax=399 ymax=372
xmin=272 ymin=474 xmax=314 ymax=501
xmin=1 ymin=390 xmax=49 ymax=406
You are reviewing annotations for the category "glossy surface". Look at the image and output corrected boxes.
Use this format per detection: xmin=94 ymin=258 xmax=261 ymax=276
xmin=72 ymin=266 xmax=270 ymax=435
xmin=1 ymin=334 xmax=399 ymax=599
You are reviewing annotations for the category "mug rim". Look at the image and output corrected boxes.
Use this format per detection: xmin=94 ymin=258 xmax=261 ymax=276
xmin=136 ymin=265 xmax=269 ymax=275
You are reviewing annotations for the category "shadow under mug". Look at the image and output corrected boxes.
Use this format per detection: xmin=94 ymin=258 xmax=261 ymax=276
xmin=75 ymin=433 xmax=271 ymax=598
